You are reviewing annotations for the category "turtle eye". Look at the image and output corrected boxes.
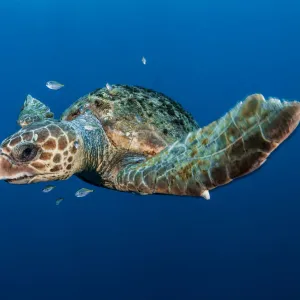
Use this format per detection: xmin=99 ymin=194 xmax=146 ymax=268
xmin=13 ymin=143 xmax=39 ymax=162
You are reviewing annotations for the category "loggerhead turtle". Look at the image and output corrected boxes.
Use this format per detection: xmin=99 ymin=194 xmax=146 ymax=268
xmin=0 ymin=85 xmax=299 ymax=200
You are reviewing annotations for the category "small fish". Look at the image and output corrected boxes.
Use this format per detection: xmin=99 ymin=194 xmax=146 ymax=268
xmin=33 ymin=133 xmax=38 ymax=142
xmin=56 ymin=197 xmax=64 ymax=206
xmin=106 ymin=83 xmax=112 ymax=91
xmin=84 ymin=125 xmax=97 ymax=131
xmin=46 ymin=81 xmax=64 ymax=90
xmin=43 ymin=185 xmax=55 ymax=193
xmin=142 ymin=56 xmax=147 ymax=65
xmin=75 ymin=188 xmax=94 ymax=198
xmin=74 ymin=141 xmax=79 ymax=149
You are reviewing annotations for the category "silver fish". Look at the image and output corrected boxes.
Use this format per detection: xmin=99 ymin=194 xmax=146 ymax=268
xmin=46 ymin=81 xmax=64 ymax=90
xmin=74 ymin=141 xmax=79 ymax=149
xmin=106 ymin=83 xmax=112 ymax=91
xmin=75 ymin=188 xmax=94 ymax=198
xmin=43 ymin=185 xmax=55 ymax=193
xmin=141 ymin=56 xmax=147 ymax=65
xmin=56 ymin=198 xmax=64 ymax=206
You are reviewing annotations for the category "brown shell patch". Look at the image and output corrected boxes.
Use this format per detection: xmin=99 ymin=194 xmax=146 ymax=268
xmin=53 ymin=154 xmax=61 ymax=163
xmin=9 ymin=137 xmax=21 ymax=147
xmin=43 ymin=138 xmax=56 ymax=150
xmin=67 ymin=156 xmax=73 ymax=162
xmin=190 ymin=148 xmax=198 ymax=157
xmin=58 ymin=136 xmax=68 ymax=150
xmin=63 ymin=150 xmax=68 ymax=156
xmin=201 ymin=138 xmax=209 ymax=146
xmin=93 ymin=99 xmax=112 ymax=110
xmin=104 ymin=126 xmax=166 ymax=156
xmin=66 ymin=164 xmax=72 ymax=170
xmin=36 ymin=129 xmax=50 ymax=143
xmin=40 ymin=152 xmax=53 ymax=160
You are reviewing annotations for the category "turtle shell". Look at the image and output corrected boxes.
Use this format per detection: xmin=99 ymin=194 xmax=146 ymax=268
xmin=61 ymin=85 xmax=199 ymax=156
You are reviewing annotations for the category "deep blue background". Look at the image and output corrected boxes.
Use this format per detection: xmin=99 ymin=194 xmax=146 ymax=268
xmin=0 ymin=1 xmax=299 ymax=299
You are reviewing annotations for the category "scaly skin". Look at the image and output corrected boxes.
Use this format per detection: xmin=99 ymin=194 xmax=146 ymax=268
xmin=0 ymin=111 xmax=113 ymax=184
xmin=0 ymin=119 xmax=83 ymax=183
xmin=0 ymin=109 xmax=138 ymax=187
xmin=0 ymin=92 xmax=299 ymax=200
xmin=115 ymin=94 xmax=300 ymax=198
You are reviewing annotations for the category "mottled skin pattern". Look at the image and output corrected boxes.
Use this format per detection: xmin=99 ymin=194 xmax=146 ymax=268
xmin=0 ymin=119 xmax=80 ymax=183
xmin=0 ymin=85 xmax=299 ymax=199
xmin=115 ymin=94 xmax=300 ymax=196
xmin=61 ymin=85 xmax=198 ymax=156
xmin=18 ymin=95 xmax=54 ymax=127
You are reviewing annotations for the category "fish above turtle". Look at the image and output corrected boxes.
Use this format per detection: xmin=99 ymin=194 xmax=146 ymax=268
xmin=0 ymin=85 xmax=299 ymax=200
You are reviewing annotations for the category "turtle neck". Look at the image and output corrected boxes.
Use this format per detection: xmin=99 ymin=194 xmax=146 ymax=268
xmin=67 ymin=113 xmax=113 ymax=174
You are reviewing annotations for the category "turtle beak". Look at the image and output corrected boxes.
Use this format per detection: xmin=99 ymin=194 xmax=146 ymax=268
xmin=0 ymin=154 xmax=14 ymax=179
xmin=0 ymin=154 xmax=35 ymax=184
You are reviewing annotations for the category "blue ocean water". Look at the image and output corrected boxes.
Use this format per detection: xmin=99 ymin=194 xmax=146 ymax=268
xmin=0 ymin=0 xmax=299 ymax=299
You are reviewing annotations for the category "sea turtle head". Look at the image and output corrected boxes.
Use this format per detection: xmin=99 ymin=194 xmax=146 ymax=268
xmin=0 ymin=119 xmax=84 ymax=184
xmin=18 ymin=95 xmax=54 ymax=127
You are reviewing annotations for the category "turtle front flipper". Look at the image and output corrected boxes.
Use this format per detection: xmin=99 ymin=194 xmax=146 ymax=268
xmin=18 ymin=95 xmax=54 ymax=127
xmin=115 ymin=94 xmax=300 ymax=198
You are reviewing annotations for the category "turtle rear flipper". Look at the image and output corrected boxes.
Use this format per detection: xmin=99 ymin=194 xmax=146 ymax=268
xmin=17 ymin=95 xmax=54 ymax=127
xmin=115 ymin=94 xmax=300 ymax=198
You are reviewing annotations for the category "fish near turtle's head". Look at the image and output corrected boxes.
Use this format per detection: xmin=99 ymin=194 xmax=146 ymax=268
xmin=0 ymin=120 xmax=84 ymax=184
